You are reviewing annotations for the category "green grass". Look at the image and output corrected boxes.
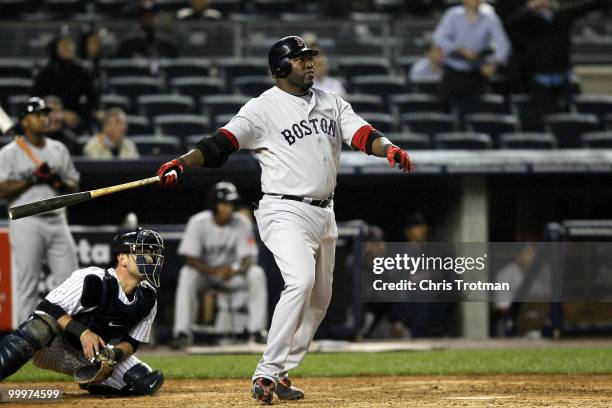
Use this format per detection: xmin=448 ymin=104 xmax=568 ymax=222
xmin=6 ymin=348 xmax=612 ymax=382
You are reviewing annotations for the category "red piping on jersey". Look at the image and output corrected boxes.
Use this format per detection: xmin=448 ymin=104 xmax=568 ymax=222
xmin=351 ymin=124 xmax=375 ymax=153
xmin=219 ymin=128 xmax=239 ymax=151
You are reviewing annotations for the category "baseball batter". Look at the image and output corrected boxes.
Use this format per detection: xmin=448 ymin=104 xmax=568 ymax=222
xmin=172 ymin=181 xmax=268 ymax=346
xmin=157 ymin=36 xmax=413 ymax=403
xmin=0 ymin=97 xmax=80 ymax=323
xmin=0 ymin=228 xmax=165 ymax=396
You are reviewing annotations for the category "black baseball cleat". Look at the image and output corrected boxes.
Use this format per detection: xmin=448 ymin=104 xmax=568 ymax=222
xmin=252 ymin=377 xmax=276 ymax=404
xmin=275 ymin=377 xmax=304 ymax=400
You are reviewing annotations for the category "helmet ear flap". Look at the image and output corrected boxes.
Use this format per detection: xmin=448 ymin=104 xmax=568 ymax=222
xmin=274 ymin=58 xmax=292 ymax=78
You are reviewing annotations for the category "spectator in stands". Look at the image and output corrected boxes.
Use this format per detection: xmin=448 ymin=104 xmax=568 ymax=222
xmin=505 ymin=0 xmax=609 ymax=130
xmin=78 ymin=28 xmax=105 ymax=80
xmin=116 ymin=1 xmax=179 ymax=58
xmin=83 ymin=108 xmax=139 ymax=159
xmin=409 ymin=45 xmax=444 ymax=83
xmin=44 ymin=96 xmax=79 ymax=155
xmin=32 ymin=35 xmax=100 ymax=134
xmin=176 ymin=0 xmax=222 ymax=20
xmin=303 ymin=33 xmax=346 ymax=97
xmin=433 ymin=0 xmax=510 ymax=103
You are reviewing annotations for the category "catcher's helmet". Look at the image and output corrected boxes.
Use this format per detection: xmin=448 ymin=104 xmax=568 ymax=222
xmin=19 ymin=97 xmax=51 ymax=120
xmin=268 ymin=36 xmax=319 ymax=79
xmin=112 ymin=228 xmax=165 ymax=287
xmin=209 ymin=181 xmax=240 ymax=213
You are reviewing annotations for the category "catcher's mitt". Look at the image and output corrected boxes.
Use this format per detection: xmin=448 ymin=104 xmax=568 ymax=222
xmin=74 ymin=347 xmax=118 ymax=385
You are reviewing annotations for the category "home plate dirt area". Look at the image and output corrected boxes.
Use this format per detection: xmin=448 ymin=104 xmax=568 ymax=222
xmin=10 ymin=375 xmax=612 ymax=408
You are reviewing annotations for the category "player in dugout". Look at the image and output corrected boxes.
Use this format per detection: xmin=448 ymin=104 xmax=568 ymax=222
xmin=0 ymin=228 xmax=165 ymax=396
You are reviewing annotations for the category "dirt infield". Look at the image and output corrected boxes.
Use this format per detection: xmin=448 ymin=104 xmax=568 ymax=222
xmin=6 ymin=375 xmax=612 ymax=407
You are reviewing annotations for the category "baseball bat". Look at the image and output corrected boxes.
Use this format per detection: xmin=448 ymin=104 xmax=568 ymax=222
xmin=9 ymin=176 xmax=161 ymax=220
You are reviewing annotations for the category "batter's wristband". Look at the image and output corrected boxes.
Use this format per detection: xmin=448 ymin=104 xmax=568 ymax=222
xmin=65 ymin=320 xmax=88 ymax=339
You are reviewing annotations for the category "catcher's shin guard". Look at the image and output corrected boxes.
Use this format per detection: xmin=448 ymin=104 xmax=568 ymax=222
xmin=0 ymin=314 xmax=55 ymax=381
xmin=123 ymin=363 xmax=164 ymax=395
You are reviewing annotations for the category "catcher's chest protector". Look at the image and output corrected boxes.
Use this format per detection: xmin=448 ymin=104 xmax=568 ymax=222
xmin=66 ymin=270 xmax=156 ymax=349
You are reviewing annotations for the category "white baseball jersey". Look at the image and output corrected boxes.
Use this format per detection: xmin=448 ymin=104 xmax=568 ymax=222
xmin=0 ymin=137 xmax=80 ymax=215
xmin=178 ymin=211 xmax=258 ymax=269
xmin=221 ymin=86 xmax=372 ymax=199
xmin=45 ymin=266 xmax=157 ymax=343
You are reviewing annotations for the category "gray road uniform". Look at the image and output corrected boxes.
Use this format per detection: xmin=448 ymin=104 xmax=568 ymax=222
xmin=0 ymin=137 xmax=79 ymax=323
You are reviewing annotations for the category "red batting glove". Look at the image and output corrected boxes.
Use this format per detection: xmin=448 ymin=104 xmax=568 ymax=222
xmin=157 ymin=158 xmax=185 ymax=187
xmin=386 ymin=145 xmax=414 ymax=174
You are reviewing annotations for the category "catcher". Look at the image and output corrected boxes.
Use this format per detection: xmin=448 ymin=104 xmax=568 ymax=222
xmin=0 ymin=228 xmax=165 ymax=396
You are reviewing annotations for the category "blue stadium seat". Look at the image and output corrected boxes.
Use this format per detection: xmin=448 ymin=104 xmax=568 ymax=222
xmin=434 ymin=132 xmax=492 ymax=149
xmin=45 ymin=0 xmax=85 ymax=15
xmin=0 ymin=78 xmax=32 ymax=104
xmin=216 ymin=58 xmax=269 ymax=90
xmin=125 ymin=115 xmax=152 ymax=135
xmin=581 ymin=131 xmax=612 ymax=148
xmin=390 ymin=93 xmax=449 ymax=115
xmin=171 ymin=77 xmax=225 ymax=103
xmin=545 ymin=113 xmax=602 ymax=148
xmin=200 ymin=94 xmax=251 ymax=123
xmin=159 ymin=58 xmax=212 ymax=81
xmin=95 ymin=0 xmax=129 ymax=16
xmin=509 ymin=94 xmax=537 ymax=130
xmin=212 ymin=113 xmax=234 ymax=130
xmin=253 ymin=0 xmax=295 ymax=13
xmin=138 ymin=94 xmax=194 ymax=118
xmin=154 ymin=114 xmax=210 ymax=138
xmin=345 ymin=94 xmax=386 ymax=113
xmin=351 ymin=75 xmax=408 ymax=98
xmin=401 ymin=112 xmax=456 ymax=136
xmin=574 ymin=95 xmax=612 ymax=121
xmin=0 ymin=59 xmax=34 ymax=79
xmin=360 ymin=113 xmax=397 ymax=133
xmin=386 ymin=132 xmax=431 ymax=150
xmin=108 ymin=77 xmax=163 ymax=105
xmin=409 ymin=79 xmax=441 ymax=94
xmin=464 ymin=113 xmax=519 ymax=146
xmin=232 ymin=75 xmax=274 ymax=97
xmin=100 ymin=59 xmax=156 ymax=79
xmin=499 ymin=132 xmax=557 ymax=149
xmin=456 ymin=94 xmax=509 ymax=117
xmin=337 ymin=57 xmax=391 ymax=80
xmin=101 ymin=94 xmax=131 ymax=113
xmin=131 ymin=135 xmax=182 ymax=156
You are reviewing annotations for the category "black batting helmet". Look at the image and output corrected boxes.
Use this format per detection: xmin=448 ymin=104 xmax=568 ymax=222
xmin=19 ymin=97 xmax=51 ymax=121
xmin=208 ymin=181 xmax=240 ymax=213
xmin=268 ymin=36 xmax=319 ymax=79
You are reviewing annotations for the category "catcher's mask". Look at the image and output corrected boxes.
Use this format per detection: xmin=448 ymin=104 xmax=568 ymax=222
xmin=112 ymin=228 xmax=164 ymax=287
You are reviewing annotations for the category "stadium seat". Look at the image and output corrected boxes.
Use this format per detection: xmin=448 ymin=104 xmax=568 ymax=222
xmin=171 ymin=77 xmax=225 ymax=103
xmin=159 ymin=58 xmax=212 ymax=81
xmin=456 ymin=94 xmax=509 ymax=117
xmin=372 ymin=0 xmax=405 ymax=13
xmin=574 ymin=95 xmax=612 ymax=120
xmin=434 ymin=132 xmax=492 ymax=149
xmin=499 ymin=132 xmax=557 ymax=149
xmin=401 ymin=112 xmax=456 ymax=136
xmin=100 ymin=94 xmax=131 ymax=113
xmin=464 ymin=113 xmax=519 ymax=146
xmin=100 ymin=59 xmax=156 ymax=79
xmin=95 ymin=0 xmax=129 ymax=16
xmin=409 ymin=79 xmax=441 ymax=94
xmin=345 ymin=94 xmax=386 ymax=113
xmin=126 ymin=115 xmax=152 ymax=135
xmin=509 ymin=94 xmax=535 ymax=128
xmin=7 ymin=94 xmax=29 ymax=117
xmin=200 ymin=94 xmax=251 ymax=122
xmin=232 ymin=76 xmax=274 ymax=97
xmin=0 ymin=59 xmax=34 ymax=79
xmin=351 ymin=75 xmax=408 ymax=98
xmin=138 ymin=94 xmax=195 ymax=118
xmin=253 ymin=0 xmax=295 ymax=13
xmin=360 ymin=113 xmax=397 ymax=133
xmin=396 ymin=56 xmax=422 ymax=81
xmin=155 ymin=0 xmax=187 ymax=12
xmin=0 ymin=0 xmax=30 ymax=18
xmin=390 ymin=93 xmax=449 ymax=115
xmin=45 ymin=0 xmax=85 ymax=16
xmin=154 ymin=114 xmax=210 ymax=138
xmin=0 ymin=78 xmax=32 ymax=104
xmin=209 ymin=0 xmax=243 ymax=13
xmin=385 ymin=132 xmax=431 ymax=150
xmin=337 ymin=57 xmax=391 ymax=80
xmin=131 ymin=135 xmax=182 ymax=156
xmin=581 ymin=131 xmax=612 ymax=148
xmin=216 ymin=58 xmax=269 ymax=90
xmin=544 ymin=113 xmax=602 ymax=148
xmin=108 ymin=77 xmax=163 ymax=104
